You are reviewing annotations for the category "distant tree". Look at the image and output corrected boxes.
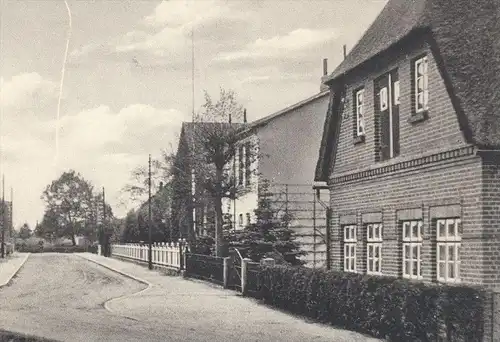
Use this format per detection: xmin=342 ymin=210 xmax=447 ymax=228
xmin=18 ymin=223 xmax=32 ymax=240
xmin=40 ymin=170 xmax=114 ymax=245
xmin=188 ymin=88 xmax=257 ymax=256
xmin=121 ymin=209 xmax=139 ymax=242
xmin=225 ymin=180 xmax=306 ymax=266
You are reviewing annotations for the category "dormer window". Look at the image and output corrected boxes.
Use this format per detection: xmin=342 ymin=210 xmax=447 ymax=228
xmin=353 ymin=88 xmax=365 ymax=144
xmin=414 ymin=56 xmax=429 ymax=113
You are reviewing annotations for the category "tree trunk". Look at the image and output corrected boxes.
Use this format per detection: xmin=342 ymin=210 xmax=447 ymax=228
xmin=214 ymin=195 xmax=225 ymax=257
xmin=214 ymin=166 xmax=225 ymax=257
xmin=71 ymin=233 xmax=76 ymax=246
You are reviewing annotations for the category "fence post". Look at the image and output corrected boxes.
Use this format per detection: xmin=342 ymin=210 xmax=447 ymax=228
xmin=241 ymin=258 xmax=251 ymax=296
xmin=98 ymin=244 xmax=102 ymax=256
xmin=178 ymin=239 xmax=184 ymax=271
xmin=223 ymin=257 xmax=231 ymax=289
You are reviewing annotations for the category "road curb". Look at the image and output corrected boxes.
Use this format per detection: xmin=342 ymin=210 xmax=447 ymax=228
xmin=76 ymin=254 xmax=154 ymax=319
xmin=76 ymin=254 xmax=152 ymax=287
xmin=0 ymin=253 xmax=31 ymax=288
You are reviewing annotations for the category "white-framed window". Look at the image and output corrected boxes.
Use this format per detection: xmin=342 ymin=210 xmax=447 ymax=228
xmin=436 ymin=218 xmax=461 ymax=283
xmin=343 ymin=225 xmax=357 ymax=272
xmin=402 ymin=220 xmax=423 ymax=279
xmin=394 ymin=80 xmax=400 ymax=105
xmin=355 ymin=89 xmax=365 ymax=136
xmin=367 ymin=223 xmax=383 ymax=275
xmin=380 ymin=87 xmax=388 ymax=111
xmin=414 ymin=56 xmax=429 ymax=112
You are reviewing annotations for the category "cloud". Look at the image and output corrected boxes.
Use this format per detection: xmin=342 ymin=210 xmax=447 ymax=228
xmin=215 ymin=28 xmax=338 ymax=62
xmin=1 ymin=71 xmax=188 ymax=225
xmin=0 ymin=72 xmax=58 ymax=109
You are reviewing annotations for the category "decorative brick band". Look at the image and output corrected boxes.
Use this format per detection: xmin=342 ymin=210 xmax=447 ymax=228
xmin=331 ymin=146 xmax=475 ymax=185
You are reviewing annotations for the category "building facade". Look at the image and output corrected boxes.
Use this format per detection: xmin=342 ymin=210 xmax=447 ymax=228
xmin=224 ymin=91 xmax=331 ymax=267
xmin=315 ymin=0 xmax=500 ymax=286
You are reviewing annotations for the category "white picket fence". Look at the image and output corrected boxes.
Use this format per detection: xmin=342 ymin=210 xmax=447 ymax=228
xmin=111 ymin=240 xmax=187 ymax=269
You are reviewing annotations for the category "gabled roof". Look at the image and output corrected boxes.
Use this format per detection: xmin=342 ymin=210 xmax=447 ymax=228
xmin=315 ymin=0 xmax=500 ymax=182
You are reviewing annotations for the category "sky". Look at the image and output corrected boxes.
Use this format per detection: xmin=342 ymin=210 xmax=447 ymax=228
xmin=0 ymin=0 xmax=387 ymax=228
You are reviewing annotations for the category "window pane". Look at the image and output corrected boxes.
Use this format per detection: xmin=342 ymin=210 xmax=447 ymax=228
xmin=439 ymin=245 xmax=446 ymax=261
xmin=403 ymin=222 xmax=410 ymax=239
xmin=375 ymin=259 xmax=380 ymax=273
xmin=456 ymin=245 xmax=460 ymax=262
xmin=417 ymin=93 xmax=424 ymax=106
xmin=412 ymin=261 xmax=418 ymax=276
xmin=344 ymin=227 xmax=349 ymax=240
xmin=368 ymin=225 xmax=373 ymax=240
xmin=405 ymin=261 xmax=411 ymax=275
xmin=438 ymin=220 xmax=446 ymax=239
xmin=368 ymin=245 xmax=373 ymax=257
xmin=447 ymin=220 xmax=455 ymax=238
xmin=350 ymin=257 xmax=355 ymax=270
xmin=418 ymin=77 xmax=424 ymax=91
xmin=404 ymin=244 xmax=410 ymax=259
xmin=417 ymin=61 xmax=424 ymax=75
xmin=375 ymin=245 xmax=380 ymax=258
xmin=411 ymin=222 xmax=419 ymax=239
xmin=412 ymin=245 xmax=419 ymax=259
xmin=448 ymin=245 xmax=455 ymax=261
xmin=438 ymin=262 xmax=445 ymax=279
xmin=449 ymin=263 xmax=455 ymax=279
xmin=374 ymin=224 xmax=380 ymax=239
xmin=418 ymin=221 xmax=423 ymax=238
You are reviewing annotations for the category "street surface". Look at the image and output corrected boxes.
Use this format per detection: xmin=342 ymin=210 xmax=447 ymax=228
xmin=0 ymin=254 xmax=379 ymax=342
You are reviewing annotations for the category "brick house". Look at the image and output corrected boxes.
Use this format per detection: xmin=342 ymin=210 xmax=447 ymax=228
xmin=315 ymin=0 xmax=500 ymax=286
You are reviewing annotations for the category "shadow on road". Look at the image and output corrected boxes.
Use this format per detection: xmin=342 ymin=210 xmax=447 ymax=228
xmin=0 ymin=329 xmax=61 ymax=342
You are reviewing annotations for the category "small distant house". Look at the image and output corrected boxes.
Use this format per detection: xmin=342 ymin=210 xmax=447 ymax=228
xmin=315 ymin=0 xmax=500 ymax=285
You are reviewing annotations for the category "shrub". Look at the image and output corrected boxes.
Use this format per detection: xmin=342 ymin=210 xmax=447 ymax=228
xmin=256 ymin=265 xmax=487 ymax=341
xmin=15 ymin=245 xmax=89 ymax=253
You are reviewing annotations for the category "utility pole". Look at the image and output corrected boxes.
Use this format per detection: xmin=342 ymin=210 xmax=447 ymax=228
xmin=102 ymin=187 xmax=106 ymax=256
xmin=148 ymin=154 xmax=153 ymax=270
xmin=1 ymin=175 xmax=4 ymax=258
xmin=10 ymin=187 xmax=13 ymax=240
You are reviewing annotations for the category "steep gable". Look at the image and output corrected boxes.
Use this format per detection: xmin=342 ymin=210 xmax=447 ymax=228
xmin=316 ymin=0 xmax=500 ymax=182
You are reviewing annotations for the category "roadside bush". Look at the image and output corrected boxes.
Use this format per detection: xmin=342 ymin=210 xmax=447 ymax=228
xmin=256 ymin=265 xmax=486 ymax=341
xmin=15 ymin=245 xmax=89 ymax=253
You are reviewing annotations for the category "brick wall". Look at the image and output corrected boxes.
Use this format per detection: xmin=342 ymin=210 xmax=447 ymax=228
xmin=329 ymin=155 xmax=484 ymax=284
xmin=333 ymin=40 xmax=468 ymax=176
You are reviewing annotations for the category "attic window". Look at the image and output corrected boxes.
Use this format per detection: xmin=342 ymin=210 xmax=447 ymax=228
xmin=356 ymin=90 xmax=365 ymax=136
xmin=414 ymin=56 xmax=429 ymax=113
xmin=353 ymin=88 xmax=365 ymax=143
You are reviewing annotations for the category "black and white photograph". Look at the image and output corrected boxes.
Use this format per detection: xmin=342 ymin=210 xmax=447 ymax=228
xmin=0 ymin=0 xmax=499 ymax=341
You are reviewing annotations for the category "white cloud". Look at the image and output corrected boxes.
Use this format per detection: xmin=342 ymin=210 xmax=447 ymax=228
xmin=143 ymin=0 xmax=225 ymax=28
xmin=1 ymin=71 xmax=188 ymax=225
xmin=0 ymin=72 xmax=58 ymax=108
xmin=216 ymin=28 xmax=338 ymax=61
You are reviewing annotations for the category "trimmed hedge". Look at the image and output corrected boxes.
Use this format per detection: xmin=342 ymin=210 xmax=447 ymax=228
xmin=15 ymin=245 xmax=91 ymax=253
xmin=256 ymin=266 xmax=487 ymax=341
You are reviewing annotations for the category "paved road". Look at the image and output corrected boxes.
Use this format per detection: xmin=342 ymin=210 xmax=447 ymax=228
xmin=0 ymin=254 xmax=379 ymax=342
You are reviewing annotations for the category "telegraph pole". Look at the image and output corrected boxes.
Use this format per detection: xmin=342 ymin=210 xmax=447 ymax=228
xmin=1 ymin=175 xmax=5 ymax=258
xmin=102 ymin=187 xmax=106 ymax=256
xmin=148 ymin=154 xmax=153 ymax=270
xmin=10 ymin=187 xmax=13 ymax=240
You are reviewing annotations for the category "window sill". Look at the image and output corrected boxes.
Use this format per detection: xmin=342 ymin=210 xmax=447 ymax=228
xmin=409 ymin=111 xmax=429 ymax=124
xmin=353 ymin=135 xmax=365 ymax=145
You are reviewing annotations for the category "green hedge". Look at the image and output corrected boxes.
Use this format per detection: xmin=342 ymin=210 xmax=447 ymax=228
xmin=256 ymin=266 xmax=487 ymax=341
xmin=15 ymin=245 xmax=90 ymax=253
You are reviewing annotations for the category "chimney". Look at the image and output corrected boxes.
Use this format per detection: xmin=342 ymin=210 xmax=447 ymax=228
xmin=243 ymin=109 xmax=247 ymax=123
xmin=320 ymin=58 xmax=329 ymax=92
xmin=343 ymin=44 xmax=347 ymax=59
xmin=228 ymin=113 xmax=232 ymax=124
